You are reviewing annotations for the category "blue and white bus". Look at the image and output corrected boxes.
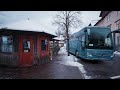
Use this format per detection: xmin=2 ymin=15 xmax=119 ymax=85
xmin=68 ymin=26 xmax=114 ymax=61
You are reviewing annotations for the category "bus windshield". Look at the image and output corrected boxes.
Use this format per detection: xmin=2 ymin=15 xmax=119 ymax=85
xmin=86 ymin=27 xmax=113 ymax=49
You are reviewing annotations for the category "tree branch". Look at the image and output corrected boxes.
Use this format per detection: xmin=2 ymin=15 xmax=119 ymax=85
xmin=68 ymin=11 xmax=81 ymax=19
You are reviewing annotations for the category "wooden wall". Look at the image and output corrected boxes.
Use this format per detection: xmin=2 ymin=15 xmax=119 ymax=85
xmin=0 ymin=53 xmax=19 ymax=67
xmin=0 ymin=33 xmax=19 ymax=67
xmin=0 ymin=31 xmax=52 ymax=67
xmin=37 ymin=34 xmax=51 ymax=65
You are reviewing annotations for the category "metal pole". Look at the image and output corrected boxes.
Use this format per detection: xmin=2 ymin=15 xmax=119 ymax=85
xmin=113 ymin=33 xmax=116 ymax=51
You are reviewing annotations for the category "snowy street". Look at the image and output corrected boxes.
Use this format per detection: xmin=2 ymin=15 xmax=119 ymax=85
xmin=1 ymin=11 xmax=120 ymax=79
xmin=56 ymin=45 xmax=91 ymax=79
xmin=0 ymin=44 xmax=120 ymax=79
xmin=54 ymin=46 xmax=120 ymax=79
xmin=0 ymin=45 xmax=84 ymax=79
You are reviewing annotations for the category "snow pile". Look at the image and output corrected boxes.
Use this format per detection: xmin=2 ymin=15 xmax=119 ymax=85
xmin=110 ymin=75 xmax=120 ymax=79
xmin=58 ymin=44 xmax=67 ymax=54
xmin=53 ymin=35 xmax=65 ymax=41
xmin=114 ymin=51 xmax=120 ymax=55
xmin=63 ymin=55 xmax=91 ymax=79
xmin=58 ymin=44 xmax=91 ymax=79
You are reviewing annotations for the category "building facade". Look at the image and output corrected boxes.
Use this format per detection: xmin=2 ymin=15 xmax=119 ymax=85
xmin=0 ymin=19 xmax=56 ymax=67
xmin=95 ymin=11 xmax=120 ymax=50
xmin=0 ymin=28 xmax=56 ymax=67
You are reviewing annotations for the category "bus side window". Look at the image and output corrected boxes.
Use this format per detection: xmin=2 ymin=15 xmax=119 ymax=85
xmin=81 ymin=35 xmax=85 ymax=48
xmin=82 ymin=35 xmax=85 ymax=41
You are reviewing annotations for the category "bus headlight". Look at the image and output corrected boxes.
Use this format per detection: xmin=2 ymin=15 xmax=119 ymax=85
xmin=87 ymin=52 xmax=93 ymax=57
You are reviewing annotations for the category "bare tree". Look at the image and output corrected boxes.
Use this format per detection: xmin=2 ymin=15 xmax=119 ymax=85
xmin=53 ymin=11 xmax=82 ymax=56
xmin=55 ymin=29 xmax=62 ymax=37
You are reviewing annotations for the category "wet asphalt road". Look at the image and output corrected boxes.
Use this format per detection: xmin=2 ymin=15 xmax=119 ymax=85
xmin=0 ymin=60 xmax=83 ymax=79
xmin=76 ymin=54 xmax=120 ymax=79
xmin=0 ymin=47 xmax=120 ymax=79
xmin=0 ymin=48 xmax=83 ymax=79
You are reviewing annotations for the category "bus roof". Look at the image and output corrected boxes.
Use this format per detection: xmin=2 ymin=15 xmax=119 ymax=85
xmin=83 ymin=26 xmax=110 ymax=29
xmin=71 ymin=26 xmax=110 ymax=36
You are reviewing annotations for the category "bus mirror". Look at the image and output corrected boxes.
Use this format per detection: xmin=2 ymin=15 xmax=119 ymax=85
xmin=107 ymin=32 xmax=112 ymax=38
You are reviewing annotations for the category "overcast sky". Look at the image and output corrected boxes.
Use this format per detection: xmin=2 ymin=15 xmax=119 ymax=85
xmin=0 ymin=11 xmax=101 ymax=35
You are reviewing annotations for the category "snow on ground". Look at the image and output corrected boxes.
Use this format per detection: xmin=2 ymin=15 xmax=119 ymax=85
xmin=110 ymin=75 xmax=120 ymax=79
xmin=114 ymin=51 xmax=120 ymax=55
xmin=53 ymin=35 xmax=64 ymax=41
xmin=58 ymin=44 xmax=91 ymax=79
xmin=58 ymin=44 xmax=67 ymax=54
xmin=64 ymin=56 xmax=91 ymax=79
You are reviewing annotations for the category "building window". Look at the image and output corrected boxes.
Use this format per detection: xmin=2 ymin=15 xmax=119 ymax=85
xmin=115 ymin=19 xmax=120 ymax=30
xmin=81 ymin=34 xmax=85 ymax=47
xmin=0 ymin=35 xmax=13 ymax=52
xmin=23 ymin=40 xmax=30 ymax=52
xmin=41 ymin=39 xmax=48 ymax=51
xmin=106 ymin=14 xmax=111 ymax=22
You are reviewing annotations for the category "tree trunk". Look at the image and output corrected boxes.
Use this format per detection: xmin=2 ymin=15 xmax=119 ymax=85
xmin=66 ymin=25 xmax=69 ymax=56
xmin=66 ymin=11 xmax=70 ymax=56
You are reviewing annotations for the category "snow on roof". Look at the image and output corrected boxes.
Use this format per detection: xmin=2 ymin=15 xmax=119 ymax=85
xmin=53 ymin=35 xmax=64 ymax=41
xmin=0 ymin=19 xmax=56 ymax=36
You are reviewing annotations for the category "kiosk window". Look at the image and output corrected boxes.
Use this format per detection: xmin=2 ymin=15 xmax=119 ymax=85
xmin=1 ymin=35 xmax=13 ymax=52
xmin=23 ymin=40 xmax=30 ymax=52
xmin=41 ymin=39 xmax=47 ymax=50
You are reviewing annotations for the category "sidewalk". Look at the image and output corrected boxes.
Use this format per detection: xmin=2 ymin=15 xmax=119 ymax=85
xmin=0 ymin=46 xmax=84 ymax=79
xmin=47 ymin=46 xmax=85 ymax=79
xmin=52 ymin=46 xmax=90 ymax=79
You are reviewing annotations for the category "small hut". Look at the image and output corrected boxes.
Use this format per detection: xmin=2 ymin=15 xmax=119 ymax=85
xmin=51 ymin=38 xmax=60 ymax=55
xmin=53 ymin=35 xmax=65 ymax=47
xmin=0 ymin=19 xmax=56 ymax=67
